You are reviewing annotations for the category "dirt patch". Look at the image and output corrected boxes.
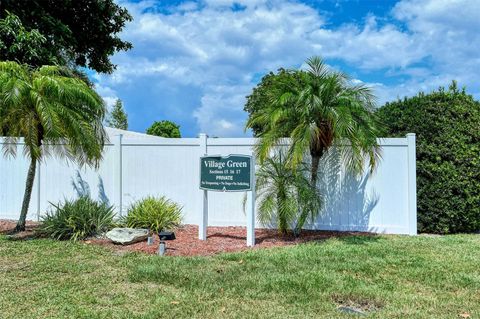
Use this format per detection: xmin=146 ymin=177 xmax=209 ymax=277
xmin=0 ymin=220 xmax=40 ymax=239
xmin=90 ymin=224 xmax=373 ymax=257
xmin=332 ymin=293 xmax=384 ymax=314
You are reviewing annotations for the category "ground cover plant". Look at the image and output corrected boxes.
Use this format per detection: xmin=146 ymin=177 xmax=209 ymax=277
xmin=37 ymin=197 xmax=115 ymax=241
xmin=376 ymin=82 xmax=480 ymax=234
xmin=0 ymin=232 xmax=479 ymax=318
xmin=123 ymin=196 xmax=182 ymax=233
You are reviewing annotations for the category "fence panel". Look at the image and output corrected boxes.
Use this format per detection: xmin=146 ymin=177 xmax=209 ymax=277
xmin=0 ymin=134 xmax=416 ymax=234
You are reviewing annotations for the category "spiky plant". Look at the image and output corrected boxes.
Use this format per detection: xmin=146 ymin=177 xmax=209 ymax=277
xmin=124 ymin=196 xmax=182 ymax=233
xmin=254 ymin=151 xmax=322 ymax=235
xmin=38 ymin=196 xmax=115 ymax=241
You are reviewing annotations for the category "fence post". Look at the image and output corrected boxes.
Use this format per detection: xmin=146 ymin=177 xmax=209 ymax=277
xmin=407 ymin=133 xmax=417 ymax=235
xmin=198 ymin=133 xmax=208 ymax=240
xmin=114 ymin=134 xmax=123 ymax=215
xmin=36 ymin=160 xmax=41 ymax=221
xmin=246 ymin=154 xmax=256 ymax=246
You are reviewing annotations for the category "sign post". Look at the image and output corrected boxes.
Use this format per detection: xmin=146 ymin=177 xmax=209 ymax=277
xmin=199 ymin=154 xmax=255 ymax=246
xmin=246 ymin=154 xmax=256 ymax=246
xmin=198 ymin=134 xmax=208 ymax=241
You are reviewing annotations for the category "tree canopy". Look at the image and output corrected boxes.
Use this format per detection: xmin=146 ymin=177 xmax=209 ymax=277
xmin=146 ymin=120 xmax=181 ymax=138
xmin=0 ymin=61 xmax=107 ymax=231
xmin=244 ymin=68 xmax=307 ymax=136
xmin=376 ymin=82 xmax=480 ymax=234
xmin=0 ymin=12 xmax=53 ymax=67
xmin=106 ymin=99 xmax=128 ymax=130
xmin=0 ymin=0 xmax=132 ymax=73
xmin=246 ymin=57 xmax=383 ymax=186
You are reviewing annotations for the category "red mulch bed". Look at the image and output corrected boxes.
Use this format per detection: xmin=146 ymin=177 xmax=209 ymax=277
xmin=1 ymin=220 xmax=372 ymax=257
xmin=0 ymin=220 xmax=39 ymax=239
xmin=90 ymin=225 xmax=371 ymax=257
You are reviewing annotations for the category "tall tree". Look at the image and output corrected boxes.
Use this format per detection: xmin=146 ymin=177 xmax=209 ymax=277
xmin=106 ymin=99 xmax=128 ymax=130
xmin=246 ymin=56 xmax=383 ymax=185
xmin=0 ymin=13 xmax=95 ymax=87
xmin=0 ymin=61 xmax=107 ymax=231
xmin=146 ymin=120 xmax=181 ymax=138
xmin=0 ymin=0 xmax=132 ymax=73
xmin=0 ymin=12 xmax=53 ymax=67
xmin=244 ymin=68 xmax=307 ymax=136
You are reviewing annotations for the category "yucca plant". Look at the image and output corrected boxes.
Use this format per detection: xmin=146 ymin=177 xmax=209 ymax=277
xmin=124 ymin=196 xmax=182 ymax=233
xmin=37 ymin=196 xmax=115 ymax=241
xmin=254 ymin=151 xmax=323 ymax=235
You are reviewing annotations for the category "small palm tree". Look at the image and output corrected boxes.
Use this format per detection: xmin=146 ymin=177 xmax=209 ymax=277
xmin=254 ymin=151 xmax=322 ymax=235
xmin=0 ymin=61 xmax=107 ymax=232
xmin=247 ymin=56 xmax=383 ymax=185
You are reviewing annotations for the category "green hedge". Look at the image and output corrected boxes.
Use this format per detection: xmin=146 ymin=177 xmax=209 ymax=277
xmin=376 ymin=82 xmax=480 ymax=234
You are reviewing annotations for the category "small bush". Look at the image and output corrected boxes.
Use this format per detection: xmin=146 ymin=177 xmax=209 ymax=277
xmin=253 ymin=151 xmax=322 ymax=236
xmin=38 ymin=196 xmax=115 ymax=240
xmin=124 ymin=196 xmax=182 ymax=233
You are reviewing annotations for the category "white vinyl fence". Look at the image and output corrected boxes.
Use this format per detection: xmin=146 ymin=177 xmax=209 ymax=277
xmin=0 ymin=132 xmax=417 ymax=235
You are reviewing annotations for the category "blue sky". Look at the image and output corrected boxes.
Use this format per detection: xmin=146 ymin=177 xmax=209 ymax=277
xmin=92 ymin=0 xmax=480 ymax=137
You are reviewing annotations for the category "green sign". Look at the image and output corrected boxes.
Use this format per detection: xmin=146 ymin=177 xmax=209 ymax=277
xmin=200 ymin=155 xmax=252 ymax=192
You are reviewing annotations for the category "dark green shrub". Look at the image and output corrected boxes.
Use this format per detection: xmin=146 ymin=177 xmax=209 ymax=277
xmin=124 ymin=196 xmax=182 ymax=233
xmin=38 ymin=196 xmax=115 ymax=240
xmin=376 ymin=82 xmax=480 ymax=233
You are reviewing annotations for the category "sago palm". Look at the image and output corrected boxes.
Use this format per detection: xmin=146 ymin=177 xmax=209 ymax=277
xmin=0 ymin=61 xmax=106 ymax=231
xmin=247 ymin=56 xmax=383 ymax=185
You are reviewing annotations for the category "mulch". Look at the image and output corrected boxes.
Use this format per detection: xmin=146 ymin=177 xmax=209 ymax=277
xmin=0 ymin=220 xmax=372 ymax=257
xmin=0 ymin=220 xmax=39 ymax=239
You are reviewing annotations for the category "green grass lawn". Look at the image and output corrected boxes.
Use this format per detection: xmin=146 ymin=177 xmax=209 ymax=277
xmin=1 ymin=234 xmax=479 ymax=319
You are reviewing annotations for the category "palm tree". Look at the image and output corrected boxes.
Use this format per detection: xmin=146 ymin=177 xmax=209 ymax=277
xmin=0 ymin=61 xmax=106 ymax=232
xmin=253 ymin=151 xmax=322 ymax=235
xmin=247 ymin=56 xmax=383 ymax=185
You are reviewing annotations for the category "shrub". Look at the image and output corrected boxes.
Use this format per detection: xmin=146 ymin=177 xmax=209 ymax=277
xmin=253 ymin=151 xmax=323 ymax=235
xmin=376 ymin=82 xmax=480 ymax=233
xmin=146 ymin=120 xmax=181 ymax=138
xmin=38 ymin=196 xmax=115 ymax=240
xmin=124 ymin=196 xmax=182 ymax=233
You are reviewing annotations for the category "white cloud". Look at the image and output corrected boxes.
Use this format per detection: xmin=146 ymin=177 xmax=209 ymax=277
xmin=94 ymin=83 xmax=118 ymax=111
xmin=94 ymin=0 xmax=480 ymax=136
xmin=373 ymin=0 xmax=480 ymax=102
xmin=311 ymin=15 xmax=425 ymax=70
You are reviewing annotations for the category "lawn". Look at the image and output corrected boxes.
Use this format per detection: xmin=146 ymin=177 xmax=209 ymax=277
xmin=0 ymin=234 xmax=479 ymax=319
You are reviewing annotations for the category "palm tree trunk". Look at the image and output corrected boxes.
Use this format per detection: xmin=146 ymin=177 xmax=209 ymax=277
xmin=296 ymin=153 xmax=322 ymax=237
xmin=310 ymin=155 xmax=321 ymax=186
xmin=15 ymin=157 xmax=37 ymax=232
xmin=277 ymin=189 xmax=288 ymax=235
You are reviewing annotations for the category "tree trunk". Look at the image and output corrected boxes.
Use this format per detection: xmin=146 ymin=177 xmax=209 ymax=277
xmin=277 ymin=188 xmax=288 ymax=235
xmin=295 ymin=152 xmax=323 ymax=237
xmin=310 ymin=155 xmax=321 ymax=186
xmin=14 ymin=157 xmax=37 ymax=232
